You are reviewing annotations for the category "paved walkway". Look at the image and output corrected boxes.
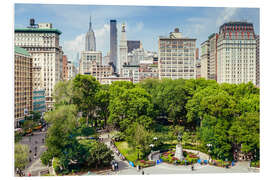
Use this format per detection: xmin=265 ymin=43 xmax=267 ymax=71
xmin=17 ymin=131 xmax=49 ymax=176
xmin=99 ymin=133 xmax=131 ymax=175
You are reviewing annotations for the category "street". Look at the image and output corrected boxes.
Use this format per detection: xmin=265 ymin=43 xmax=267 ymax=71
xmin=17 ymin=130 xmax=48 ymax=176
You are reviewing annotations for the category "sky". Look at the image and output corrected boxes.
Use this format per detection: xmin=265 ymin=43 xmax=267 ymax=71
xmin=14 ymin=4 xmax=260 ymax=64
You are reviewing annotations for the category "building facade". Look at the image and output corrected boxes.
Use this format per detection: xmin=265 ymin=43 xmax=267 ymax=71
xmin=62 ymin=55 xmax=68 ymax=81
xmin=139 ymin=63 xmax=159 ymax=81
xmin=67 ymin=61 xmax=78 ymax=80
xmin=255 ymin=35 xmax=260 ymax=87
xmin=119 ymin=23 xmax=128 ymax=75
xmin=14 ymin=19 xmax=62 ymax=110
xmin=158 ymin=28 xmax=196 ymax=80
xmin=122 ymin=65 xmax=140 ymax=83
xmin=208 ymin=33 xmax=218 ymax=80
xmin=85 ymin=17 xmax=96 ymax=51
xmin=200 ymin=40 xmax=210 ymax=79
xmin=100 ymin=76 xmax=131 ymax=85
xmin=33 ymin=89 xmax=46 ymax=113
xmin=110 ymin=20 xmax=118 ymax=73
xmin=14 ymin=46 xmax=33 ymax=127
xmin=79 ymin=51 xmax=102 ymax=74
xmin=217 ymin=22 xmax=257 ymax=84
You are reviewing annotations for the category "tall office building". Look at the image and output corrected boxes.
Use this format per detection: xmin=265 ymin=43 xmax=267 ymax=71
xmin=119 ymin=23 xmax=128 ymax=76
xmin=14 ymin=46 xmax=33 ymax=127
xmin=110 ymin=20 xmax=117 ymax=73
xmin=200 ymin=40 xmax=210 ymax=79
xmin=62 ymin=55 xmax=68 ymax=81
xmin=217 ymin=22 xmax=257 ymax=84
xmin=158 ymin=28 xmax=196 ymax=80
xmin=85 ymin=16 xmax=96 ymax=51
xmin=255 ymin=35 xmax=260 ymax=87
xmin=200 ymin=33 xmax=218 ymax=80
xmin=15 ymin=19 xmax=62 ymax=110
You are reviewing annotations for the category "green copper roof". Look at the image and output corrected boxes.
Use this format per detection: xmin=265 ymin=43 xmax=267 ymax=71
xmin=15 ymin=28 xmax=62 ymax=35
xmin=15 ymin=46 xmax=30 ymax=57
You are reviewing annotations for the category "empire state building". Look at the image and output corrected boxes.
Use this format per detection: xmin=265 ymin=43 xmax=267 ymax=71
xmin=85 ymin=16 xmax=96 ymax=51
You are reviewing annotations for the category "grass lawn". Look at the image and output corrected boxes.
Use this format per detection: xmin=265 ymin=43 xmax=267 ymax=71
xmin=115 ymin=141 xmax=137 ymax=162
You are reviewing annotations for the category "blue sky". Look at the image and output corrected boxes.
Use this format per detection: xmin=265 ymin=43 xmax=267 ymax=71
xmin=14 ymin=4 xmax=260 ymax=64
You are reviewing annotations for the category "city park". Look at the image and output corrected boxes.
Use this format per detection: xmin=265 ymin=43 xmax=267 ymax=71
xmin=14 ymin=74 xmax=260 ymax=175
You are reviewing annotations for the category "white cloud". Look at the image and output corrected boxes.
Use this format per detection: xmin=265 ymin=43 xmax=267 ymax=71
xmin=63 ymin=33 xmax=85 ymax=63
xmin=216 ymin=8 xmax=238 ymax=27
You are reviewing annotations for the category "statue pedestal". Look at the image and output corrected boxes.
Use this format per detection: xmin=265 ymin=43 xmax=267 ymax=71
xmin=175 ymin=144 xmax=184 ymax=161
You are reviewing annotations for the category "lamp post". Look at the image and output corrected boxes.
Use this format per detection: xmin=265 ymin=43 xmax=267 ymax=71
xmin=207 ymin=143 xmax=212 ymax=161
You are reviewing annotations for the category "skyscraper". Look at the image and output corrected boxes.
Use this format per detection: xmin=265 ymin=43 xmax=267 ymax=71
xmin=110 ymin=20 xmax=117 ymax=73
xmin=119 ymin=23 xmax=128 ymax=75
xmin=85 ymin=16 xmax=96 ymax=51
xmin=217 ymin=22 xmax=257 ymax=84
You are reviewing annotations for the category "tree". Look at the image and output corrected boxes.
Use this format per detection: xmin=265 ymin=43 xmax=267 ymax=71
xmin=53 ymin=80 xmax=73 ymax=107
xmin=95 ymin=84 xmax=110 ymax=128
xmin=72 ymin=74 xmax=100 ymax=126
xmin=229 ymin=112 xmax=260 ymax=160
xmin=186 ymin=86 xmax=237 ymax=129
xmin=15 ymin=143 xmax=29 ymax=172
xmin=44 ymin=105 xmax=78 ymax=158
xmin=125 ymin=123 xmax=152 ymax=159
xmin=108 ymin=87 xmax=153 ymax=131
xmin=85 ymin=142 xmax=113 ymax=168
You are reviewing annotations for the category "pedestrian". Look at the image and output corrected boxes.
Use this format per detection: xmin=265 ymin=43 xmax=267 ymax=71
xmin=191 ymin=164 xmax=194 ymax=171
xmin=142 ymin=169 xmax=144 ymax=175
xmin=34 ymin=153 xmax=37 ymax=160
xmin=42 ymin=138 xmax=44 ymax=143
xmin=112 ymin=164 xmax=115 ymax=171
xmin=116 ymin=162 xmax=119 ymax=170
xmin=137 ymin=165 xmax=139 ymax=172
xmin=114 ymin=162 xmax=117 ymax=170
xmin=29 ymin=157 xmax=31 ymax=162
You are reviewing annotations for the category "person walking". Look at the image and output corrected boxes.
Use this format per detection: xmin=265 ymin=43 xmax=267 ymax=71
xmin=142 ymin=169 xmax=144 ymax=175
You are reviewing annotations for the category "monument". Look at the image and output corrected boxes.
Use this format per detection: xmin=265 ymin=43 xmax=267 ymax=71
xmin=174 ymin=132 xmax=184 ymax=161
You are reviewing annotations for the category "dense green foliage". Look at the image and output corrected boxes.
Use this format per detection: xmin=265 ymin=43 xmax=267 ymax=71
xmin=47 ymin=75 xmax=259 ymax=170
xmin=15 ymin=143 xmax=29 ymax=171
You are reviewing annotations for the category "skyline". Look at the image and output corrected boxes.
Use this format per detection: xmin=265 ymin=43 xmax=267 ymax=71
xmin=14 ymin=4 xmax=260 ymax=64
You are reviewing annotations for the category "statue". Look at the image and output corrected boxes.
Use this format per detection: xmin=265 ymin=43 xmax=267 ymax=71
xmin=175 ymin=132 xmax=184 ymax=161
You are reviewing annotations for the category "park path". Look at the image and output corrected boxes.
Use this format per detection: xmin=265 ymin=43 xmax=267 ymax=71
xmin=99 ymin=132 xmax=131 ymax=174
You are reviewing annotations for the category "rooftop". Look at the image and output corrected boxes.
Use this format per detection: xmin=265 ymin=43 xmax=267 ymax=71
xmin=15 ymin=28 xmax=62 ymax=35
xmin=14 ymin=46 xmax=30 ymax=57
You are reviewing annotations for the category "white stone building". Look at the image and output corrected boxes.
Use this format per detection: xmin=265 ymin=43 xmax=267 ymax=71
xmin=158 ymin=28 xmax=196 ymax=80
xmin=14 ymin=19 xmax=62 ymax=110
xmin=217 ymin=22 xmax=257 ymax=84
xmin=122 ymin=65 xmax=140 ymax=83
xmin=79 ymin=51 xmax=102 ymax=75
xmin=119 ymin=23 xmax=128 ymax=75
xmin=67 ymin=61 xmax=78 ymax=80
